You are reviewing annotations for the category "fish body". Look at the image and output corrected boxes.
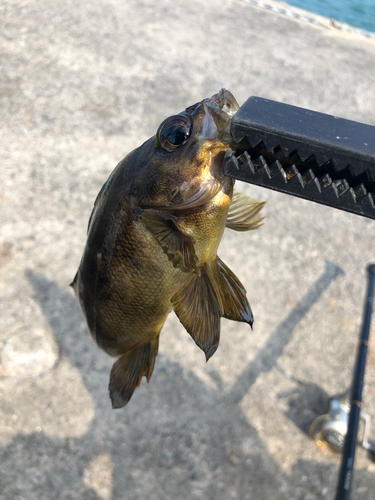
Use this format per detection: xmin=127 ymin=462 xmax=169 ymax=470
xmin=72 ymin=90 xmax=265 ymax=408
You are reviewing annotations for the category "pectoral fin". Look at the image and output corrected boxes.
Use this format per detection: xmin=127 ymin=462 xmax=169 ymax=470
xmin=214 ymin=257 xmax=254 ymax=327
xmin=140 ymin=211 xmax=199 ymax=274
xmin=172 ymin=263 xmax=223 ymax=361
xmin=226 ymin=192 xmax=266 ymax=232
xmin=109 ymin=339 xmax=159 ymax=409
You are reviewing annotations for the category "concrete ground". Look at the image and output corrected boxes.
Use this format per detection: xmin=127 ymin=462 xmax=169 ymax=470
xmin=1 ymin=0 xmax=375 ymax=498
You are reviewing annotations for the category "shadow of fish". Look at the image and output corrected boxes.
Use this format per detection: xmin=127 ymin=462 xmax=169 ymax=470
xmin=72 ymin=89 xmax=265 ymax=408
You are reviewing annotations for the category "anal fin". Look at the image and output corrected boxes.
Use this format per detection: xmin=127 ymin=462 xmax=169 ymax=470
xmin=171 ymin=263 xmax=223 ymax=361
xmin=109 ymin=339 xmax=159 ymax=409
xmin=226 ymin=192 xmax=266 ymax=232
xmin=214 ymin=257 xmax=254 ymax=327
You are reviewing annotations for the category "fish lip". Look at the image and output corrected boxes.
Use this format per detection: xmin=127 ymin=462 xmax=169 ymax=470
xmin=203 ymin=89 xmax=239 ymax=137
xmin=206 ymin=89 xmax=239 ymax=117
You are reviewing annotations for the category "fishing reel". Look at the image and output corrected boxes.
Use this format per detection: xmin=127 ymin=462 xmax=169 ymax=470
xmin=310 ymin=391 xmax=375 ymax=456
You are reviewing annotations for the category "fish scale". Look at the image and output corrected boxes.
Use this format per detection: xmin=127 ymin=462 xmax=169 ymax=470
xmin=224 ymin=96 xmax=375 ymax=219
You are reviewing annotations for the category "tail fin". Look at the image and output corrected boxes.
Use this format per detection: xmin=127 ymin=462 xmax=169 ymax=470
xmin=109 ymin=339 xmax=159 ymax=409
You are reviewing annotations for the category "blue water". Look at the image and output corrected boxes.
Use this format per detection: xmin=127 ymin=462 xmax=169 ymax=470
xmin=282 ymin=0 xmax=375 ymax=33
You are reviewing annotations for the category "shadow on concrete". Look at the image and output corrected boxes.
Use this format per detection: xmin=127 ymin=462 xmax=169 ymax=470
xmin=277 ymin=380 xmax=331 ymax=436
xmin=2 ymin=261 xmax=374 ymax=500
xmin=229 ymin=261 xmax=345 ymax=405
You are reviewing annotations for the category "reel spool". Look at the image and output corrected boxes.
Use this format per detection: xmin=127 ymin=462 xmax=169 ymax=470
xmin=310 ymin=391 xmax=375 ymax=455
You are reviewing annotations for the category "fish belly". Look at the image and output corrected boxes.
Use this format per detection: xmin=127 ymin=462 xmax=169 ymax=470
xmin=79 ymin=216 xmax=188 ymax=357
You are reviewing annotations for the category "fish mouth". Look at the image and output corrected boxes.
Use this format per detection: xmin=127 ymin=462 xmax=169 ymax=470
xmin=157 ymin=90 xmax=238 ymax=212
xmin=170 ymin=90 xmax=238 ymax=210
xmin=205 ymin=88 xmax=239 ymax=125
xmin=202 ymin=89 xmax=239 ymax=141
xmin=168 ymin=153 xmax=226 ymax=210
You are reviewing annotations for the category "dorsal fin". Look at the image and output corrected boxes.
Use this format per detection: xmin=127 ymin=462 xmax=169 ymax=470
xmin=226 ymin=192 xmax=266 ymax=231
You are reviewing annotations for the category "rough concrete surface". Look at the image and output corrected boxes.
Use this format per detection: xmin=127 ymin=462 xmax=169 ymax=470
xmin=1 ymin=0 xmax=375 ymax=499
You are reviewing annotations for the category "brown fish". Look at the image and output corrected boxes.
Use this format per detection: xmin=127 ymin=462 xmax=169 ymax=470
xmin=72 ymin=89 xmax=265 ymax=408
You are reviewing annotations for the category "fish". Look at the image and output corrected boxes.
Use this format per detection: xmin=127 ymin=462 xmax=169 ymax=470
xmin=72 ymin=89 xmax=265 ymax=409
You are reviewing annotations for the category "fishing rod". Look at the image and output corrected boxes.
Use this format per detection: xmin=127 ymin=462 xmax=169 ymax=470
xmin=335 ymin=264 xmax=375 ymax=500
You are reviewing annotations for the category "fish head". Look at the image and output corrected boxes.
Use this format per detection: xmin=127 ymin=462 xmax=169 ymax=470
xmin=125 ymin=89 xmax=239 ymax=210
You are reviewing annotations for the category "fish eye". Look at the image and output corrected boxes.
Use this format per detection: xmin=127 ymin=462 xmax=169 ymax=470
xmin=157 ymin=115 xmax=191 ymax=152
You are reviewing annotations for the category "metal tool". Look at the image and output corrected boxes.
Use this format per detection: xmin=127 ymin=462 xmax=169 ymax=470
xmin=224 ymin=96 xmax=375 ymax=219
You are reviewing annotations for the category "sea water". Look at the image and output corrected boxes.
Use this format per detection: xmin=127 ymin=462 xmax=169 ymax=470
xmin=282 ymin=0 xmax=375 ymax=33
